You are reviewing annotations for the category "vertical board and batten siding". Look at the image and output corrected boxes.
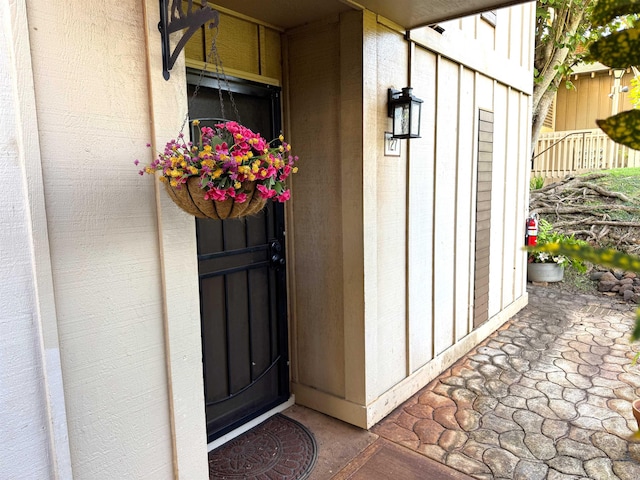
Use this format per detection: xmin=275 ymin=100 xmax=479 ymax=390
xmin=501 ymin=88 xmax=529 ymax=309
xmin=407 ymin=47 xmax=437 ymax=372
xmin=454 ymin=67 xmax=476 ymax=342
xmin=372 ymin=24 xmax=409 ymax=397
xmin=433 ymin=56 xmax=460 ymax=356
xmin=514 ymin=94 xmax=530 ymax=300
xmin=287 ymin=5 xmax=532 ymax=428
xmin=488 ymin=84 xmax=508 ymax=318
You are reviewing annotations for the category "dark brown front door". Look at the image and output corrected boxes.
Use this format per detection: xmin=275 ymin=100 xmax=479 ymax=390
xmin=188 ymin=72 xmax=289 ymax=442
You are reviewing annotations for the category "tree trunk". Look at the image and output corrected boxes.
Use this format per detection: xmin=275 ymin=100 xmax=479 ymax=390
xmin=532 ymin=0 xmax=593 ymax=147
xmin=531 ymin=79 xmax=560 ymax=148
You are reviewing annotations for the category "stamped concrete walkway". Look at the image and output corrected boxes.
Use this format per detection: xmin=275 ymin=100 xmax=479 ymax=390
xmin=368 ymin=285 xmax=640 ymax=479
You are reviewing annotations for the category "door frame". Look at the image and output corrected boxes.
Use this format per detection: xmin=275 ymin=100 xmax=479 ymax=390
xmin=187 ymin=70 xmax=291 ymax=443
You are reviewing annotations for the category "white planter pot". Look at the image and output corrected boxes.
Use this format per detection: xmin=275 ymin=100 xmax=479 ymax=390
xmin=527 ymin=262 xmax=564 ymax=282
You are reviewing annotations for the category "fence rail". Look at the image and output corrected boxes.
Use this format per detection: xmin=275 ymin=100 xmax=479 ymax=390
xmin=532 ymin=129 xmax=640 ymax=181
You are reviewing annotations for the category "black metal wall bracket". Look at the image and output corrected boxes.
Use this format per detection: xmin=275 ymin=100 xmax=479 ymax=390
xmin=158 ymin=0 xmax=220 ymax=80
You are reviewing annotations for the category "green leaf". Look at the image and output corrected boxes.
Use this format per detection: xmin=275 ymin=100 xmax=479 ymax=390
xmin=592 ymin=0 xmax=640 ymax=26
xmin=596 ymin=109 xmax=640 ymax=149
xmin=633 ymin=310 xmax=640 ymax=341
xmin=587 ymin=28 xmax=640 ymax=67
xmin=528 ymin=242 xmax=640 ymax=273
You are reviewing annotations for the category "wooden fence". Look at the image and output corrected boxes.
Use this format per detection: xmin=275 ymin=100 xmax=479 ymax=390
xmin=532 ymin=129 xmax=640 ymax=181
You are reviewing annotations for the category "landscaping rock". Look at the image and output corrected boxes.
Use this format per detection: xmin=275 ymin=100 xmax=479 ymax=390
xmin=596 ymin=268 xmax=640 ymax=304
xmin=598 ymin=281 xmax=616 ymax=292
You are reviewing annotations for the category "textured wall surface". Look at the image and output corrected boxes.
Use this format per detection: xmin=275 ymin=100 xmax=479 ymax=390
xmin=1 ymin=10 xmax=53 ymax=480
xmin=1 ymin=1 xmax=71 ymax=478
xmin=287 ymin=4 xmax=533 ymax=428
xmin=17 ymin=0 xmax=207 ymax=478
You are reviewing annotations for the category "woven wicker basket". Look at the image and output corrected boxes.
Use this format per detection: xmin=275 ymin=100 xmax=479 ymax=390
xmin=164 ymin=177 xmax=266 ymax=220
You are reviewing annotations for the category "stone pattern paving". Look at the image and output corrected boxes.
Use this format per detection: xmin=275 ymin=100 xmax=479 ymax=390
xmin=372 ymin=286 xmax=640 ymax=479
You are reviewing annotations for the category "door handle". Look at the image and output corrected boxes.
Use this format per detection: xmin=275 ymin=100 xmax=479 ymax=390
xmin=269 ymin=241 xmax=285 ymax=267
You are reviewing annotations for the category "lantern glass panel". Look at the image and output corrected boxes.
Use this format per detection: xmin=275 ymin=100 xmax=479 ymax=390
xmin=393 ymin=103 xmax=410 ymax=136
xmin=410 ymin=100 xmax=421 ymax=137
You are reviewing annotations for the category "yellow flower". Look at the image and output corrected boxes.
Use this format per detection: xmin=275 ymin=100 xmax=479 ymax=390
xmin=170 ymin=179 xmax=178 ymax=187
xmin=170 ymin=169 xmax=181 ymax=178
xmin=192 ymin=119 xmax=200 ymax=126
xmin=188 ymin=166 xmax=198 ymax=174
xmin=159 ymin=177 xmax=168 ymax=183
xmin=213 ymin=168 xmax=223 ymax=179
xmin=293 ymin=167 xmax=299 ymax=173
xmin=234 ymin=181 xmax=241 ymax=189
xmin=199 ymin=145 xmax=212 ymax=158
xmin=278 ymin=135 xmax=284 ymax=141
xmin=248 ymin=173 xmax=256 ymax=181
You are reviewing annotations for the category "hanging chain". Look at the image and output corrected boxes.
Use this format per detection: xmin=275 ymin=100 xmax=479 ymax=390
xmin=179 ymin=20 xmax=241 ymax=137
xmin=210 ymin=33 xmax=241 ymax=124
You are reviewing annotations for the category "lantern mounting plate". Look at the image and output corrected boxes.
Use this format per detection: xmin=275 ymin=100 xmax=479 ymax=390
xmin=387 ymin=89 xmax=402 ymax=118
xmin=158 ymin=0 xmax=220 ymax=80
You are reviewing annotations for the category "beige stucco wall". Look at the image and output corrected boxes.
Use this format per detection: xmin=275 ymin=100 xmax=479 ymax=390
xmin=287 ymin=5 xmax=534 ymax=428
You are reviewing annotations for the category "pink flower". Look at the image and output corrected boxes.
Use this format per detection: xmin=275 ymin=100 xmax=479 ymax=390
xmin=235 ymin=193 xmax=248 ymax=203
xmin=205 ymin=188 xmax=228 ymax=202
xmin=256 ymin=184 xmax=277 ymax=199
xmin=276 ymin=190 xmax=290 ymax=203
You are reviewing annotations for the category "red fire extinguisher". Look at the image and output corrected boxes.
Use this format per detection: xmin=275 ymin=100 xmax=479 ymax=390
xmin=525 ymin=215 xmax=538 ymax=246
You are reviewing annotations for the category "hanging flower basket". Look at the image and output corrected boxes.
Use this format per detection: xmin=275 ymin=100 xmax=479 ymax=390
xmin=164 ymin=177 xmax=266 ymax=220
xmin=137 ymin=120 xmax=298 ymax=220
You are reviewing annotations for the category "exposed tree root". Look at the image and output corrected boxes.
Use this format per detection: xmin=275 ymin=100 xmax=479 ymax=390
xmin=529 ymin=175 xmax=640 ymax=255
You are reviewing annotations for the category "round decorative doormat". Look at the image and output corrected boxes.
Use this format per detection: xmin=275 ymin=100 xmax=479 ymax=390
xmin=209 ymin=414 xmax=317 ymax=479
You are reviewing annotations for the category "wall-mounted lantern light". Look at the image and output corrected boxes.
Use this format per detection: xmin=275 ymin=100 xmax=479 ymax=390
xmin=387 ymin=87 xmax=423 ymax=139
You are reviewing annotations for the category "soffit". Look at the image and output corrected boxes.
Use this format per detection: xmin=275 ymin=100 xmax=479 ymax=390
xmin=211 ymin=0 xmax=533 ymax=30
